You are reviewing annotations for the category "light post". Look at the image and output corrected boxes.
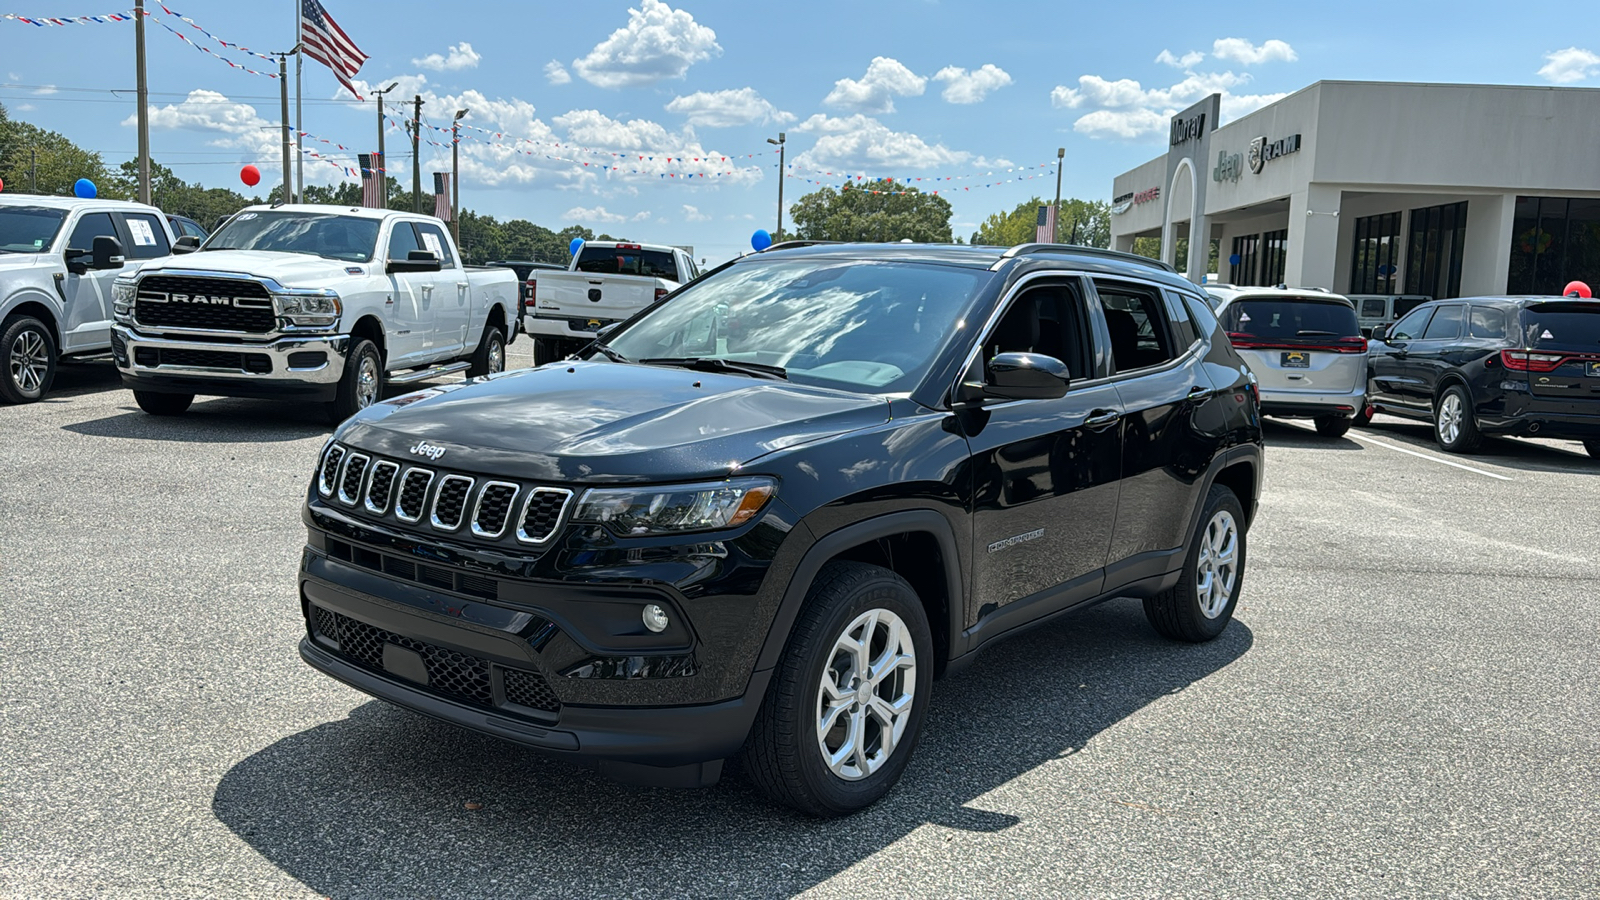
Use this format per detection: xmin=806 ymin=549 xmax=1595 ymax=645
xmin=452 ymin=108 xmax=468 ymax=252
xmin=1052 ymin=146 xmax=1064 ymax=243
xmin=371 ymin=81 xmax=399 ymax=204
xmin=767 ymin=132 xmax=786 ymax=241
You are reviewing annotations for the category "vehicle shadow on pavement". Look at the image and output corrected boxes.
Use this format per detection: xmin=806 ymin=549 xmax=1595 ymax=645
xmin=213 ymin=602 xmax=1251 ymax=899
xmin=1361 ymin=420 xmax=1599 ymax=473
xmin=38 ymin=359 xmax=124 ymax=400
xmin=61 ymin=398 xmax=331 ymax=442
xmin=1259 ymin=420 xmax=1362 ymax=451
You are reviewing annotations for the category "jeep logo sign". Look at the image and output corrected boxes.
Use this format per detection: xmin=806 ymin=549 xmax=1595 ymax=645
xmin=1170 ymin=113 xmax=1206 ymax=146
xmin=1213 ymin=150 xmax=1244 ymax=183
xmin=409 ymin=441 xmax=447 ymax=460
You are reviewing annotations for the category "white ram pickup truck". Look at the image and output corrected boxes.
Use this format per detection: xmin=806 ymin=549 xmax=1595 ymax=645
xmin=0 ymin=195 xmax=177 ymax=404
xmin=112 ymin=204 xmax=519 ymax=422
xmin=521 ymin=240 xmax=699 ymax=364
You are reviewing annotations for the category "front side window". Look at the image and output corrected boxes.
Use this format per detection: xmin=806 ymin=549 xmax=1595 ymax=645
xmin=120 ymin=213 xmax=171 ymax=259
xmin=985 ymin=282 xmax=1091 ymax=380
xmin=0 ymin=206 xmax=67 ymax=253
xmin=1389 ymin=306 xmax=1435 ymax=341
xmin=203 ymin=211 xmax=380 ymax=262
xmin=604 ymin=259 xmax=988 ymax=394
xmin=1421 ymin=304 xmax=1465 ymax=340
xmin=1095 ymin=280 xmax=1176 ymax=373
xmin=67 ymin=212 xmax=117 ymax=254
xmin=387 ymin=222 xmax=423 ymax=261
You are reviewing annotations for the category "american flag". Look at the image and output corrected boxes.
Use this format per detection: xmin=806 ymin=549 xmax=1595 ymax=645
xmin=1035 ymin=204 xmax=1057 ymax=243
xmin=300 ymin=0 xmax=368 ymax=97
xmin=359 ymin=152 xmax=384 ymax=209
xmin=433 ymin=172 xmax=452 ymax=222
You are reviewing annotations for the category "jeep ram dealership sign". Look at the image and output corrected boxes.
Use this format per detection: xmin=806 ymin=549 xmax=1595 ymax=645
xmin=1217 ymin=134 xmax=1303 ymax=182
xmin=1170 ymin=113 xmax=1206 ymax=146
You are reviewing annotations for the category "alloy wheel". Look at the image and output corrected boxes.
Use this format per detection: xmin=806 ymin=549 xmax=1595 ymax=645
xmin=1195 ymin=509 xmax=1239 ymax=618
xmin=9 ymin=329 xmax=48 ymax=395
xmin=488 ymin=338 xmax=505 ymax=373
xmin=815 ymin=608 xmax=918 ymax=781
xmin=1438 ymin=393 xmax=1463 ymax=444
xmin=355 ymin=353 xmax=380 ymax=409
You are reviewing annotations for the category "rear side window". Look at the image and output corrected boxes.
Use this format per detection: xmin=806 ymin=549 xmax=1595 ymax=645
xmin=120 ymin=213 xmax=171 ymax=259
xmin=1521 ymin=302 xmax=1600 ymax=351
xmin=1469 ymin=306 xmax=1507 ymax=340
xmin=1095 ymin=280 xmax=1176 ymax=373
xmin=577 ymin=246 xmax=679 ymax=281
xmin=1422 ymin=305 xmax=1465 ymax=340
xmin=1185 ymin=294 xmax=1220 ymax=338
xmin=1163 ymin=290 xmax=1199 ymax=349
xmin=1360 ymin=298 xmax=1386 ymax=318
xmin=1219 ymin=298 xmax=1361 ymax=340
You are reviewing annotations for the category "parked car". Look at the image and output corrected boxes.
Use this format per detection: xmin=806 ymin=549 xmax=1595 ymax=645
xmin=0 ymin=195 xmax=176 ymax=403
xmin=111 ymin=204 xmax=519 ymax=422
xmin=1349 ymin=293 xmax=1431 ymax=337
xmin=485 ymin=258 xmax=565 ymax=324
xmin=165 ymin=213 xmax=210 ymax=242
xmin=1368 ymin=295 xmax=1600 ymax=456
xmin=298 ymin=241 xmax=1264 ymax=815
xmin=1206 ymin=285 xmax=1368 ymax=436
xmin=522 ymin=241 xmax=700 ymax=365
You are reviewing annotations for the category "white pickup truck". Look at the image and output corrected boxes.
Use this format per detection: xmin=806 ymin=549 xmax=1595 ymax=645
xmin=0 ymin=195 xmax=178 ymax=404
xmin=521 ymin=240 xmax=699 ymax=363
xmin=111 ymin=204 xmax=518 ymax=422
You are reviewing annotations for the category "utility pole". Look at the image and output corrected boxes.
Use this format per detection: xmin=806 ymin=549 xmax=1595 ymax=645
xmin=1051 ymin=146 xmax=1064 ymax=243
xmin=412 ymin=95 xmax=423 ymax=214
xmin=294 ymin=52 xmax=304 ymax=203
xmin=372 ymin=82 xmax=399 ymax=206
xmin=30 ymin=147 xmax=38 ymax=193
xmin=766 ymin=132 xmax=786 ymax=240
xmin=277 ymin=52 xmax=292 ymax=203
xmin=134 ymin=0 xmax=150 ymax=204
xmin=452 ymin=108 xmax=468 ymax=250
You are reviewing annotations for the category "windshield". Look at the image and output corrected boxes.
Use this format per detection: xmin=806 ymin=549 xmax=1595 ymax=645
xmin=577 ymin=245 xmax=679 ymax=280
xmin=1220 ymin=298 xmax=1360 ymax=338
xmin=203 ymin=211 xmax=380 ymax=262
xmin=0 ymin=206 xmax=68 ymax=253
xmin=1522 ymin=302 xmax=1600 ymax=352
xmin=602 ymin=259 xmax=989 ymax=393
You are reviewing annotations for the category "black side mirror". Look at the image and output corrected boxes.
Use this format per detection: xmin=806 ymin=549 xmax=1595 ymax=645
xmin=387 ymin=250 xmax=442 ymax=274
xmin=173 ymin=235 xmax=201 ymax=254
xmin=1370 ymin=324 xmax=1390 ymax=342
xmin=984 ymin=352 xmax=1071 ymax=401
xmin=64 ymin=247 xmax=90 ymax=275
xmin=91 ymin=235 xmax=124 ymax=270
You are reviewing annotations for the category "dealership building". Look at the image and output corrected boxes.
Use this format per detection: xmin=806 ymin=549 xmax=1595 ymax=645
xmin=1108 ymin=81 xmax=1600 ymax=299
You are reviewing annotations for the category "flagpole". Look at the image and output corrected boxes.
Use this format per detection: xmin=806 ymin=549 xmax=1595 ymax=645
xmin=293 ymin=2 xmax=303 ymax=203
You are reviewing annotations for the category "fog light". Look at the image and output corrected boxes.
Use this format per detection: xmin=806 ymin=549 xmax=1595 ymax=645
xmin=642 ymin=604 xmax=670 ymax=633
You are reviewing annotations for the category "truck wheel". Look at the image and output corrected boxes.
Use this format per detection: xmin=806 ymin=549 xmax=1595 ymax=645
xmin=531 ymin=337 xmax=566 ymax=367
xmin=1 ymin=315 xmax=57 ymax=404
xmin=1143 ymin=484 xmax=1247 ymax=643
xmin=327 ymin=339 xmax=383 ymax=424
xmin=741 ymin=561 xmax=933 ymax=817
xmin=467 ymin=325 xmax=506 ymax=378
xmin=133 ymin=390 xmax=193 ymax=416
xmin=1433 ymin=385 xmax=1482 ymax=453
xmin=1314 ymin=415 xmax=1352 ymax=437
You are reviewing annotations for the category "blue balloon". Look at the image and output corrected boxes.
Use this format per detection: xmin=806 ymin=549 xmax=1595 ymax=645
xmin=1228 ymin=253 xmax=1241 ymax=266
xmin=751 ymin=229 xmax=773 ymax=251
xmin=73 ymin=178 xmax=97 ymax=199
xmin=569 ymin=237 xmax=584 ymax=258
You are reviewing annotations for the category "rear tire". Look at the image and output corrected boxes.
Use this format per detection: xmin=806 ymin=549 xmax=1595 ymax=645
xmin=1433 ymin=385 xmax=1482 ymax=453
xmin=133 ymin=390 xmax=193 ymax=416
xmin=1143 ymin=485 xmax=1247 ymax=643
xmin=327 ymin=339 xmax=383 ymax=424
xmin=741 ymin=561 xmax=933 ymax=817
xmin=531 ymin=337 xmax=566 ymax=366
xmin=1352 ymin=404 xmax=1375 ymax=428
xmin=1584 ymin=439 xmax=1600 ymax=460
xmin=1 ymin=315 xmax=57 ymax=404
xmin=1314 ymin=415 xmax=1352 ymax=438
xmin=467 ymin=324 xmax=506 ymax=378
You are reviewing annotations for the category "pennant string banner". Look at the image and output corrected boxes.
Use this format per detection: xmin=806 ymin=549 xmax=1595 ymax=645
xmin=157 ymin=5 xmax=275 ymax=62
xmin=2 ymin=9 xmax=134 ymax=25
xmin=785 ymin=168 xmax=1060 ymax=197
xmin=3 ymin=8 xmax=282 ymax=78
xmin=785 ymin=161 xmax=1059 ymax=185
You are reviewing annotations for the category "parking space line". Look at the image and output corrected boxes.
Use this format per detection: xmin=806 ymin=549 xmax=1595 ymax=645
xmin=1274 ymin=421 xmax=1514 ymax=481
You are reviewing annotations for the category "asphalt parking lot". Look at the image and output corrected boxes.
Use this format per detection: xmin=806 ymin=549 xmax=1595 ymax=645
xmin=4 ymin=348 xmax=1598 ymax=899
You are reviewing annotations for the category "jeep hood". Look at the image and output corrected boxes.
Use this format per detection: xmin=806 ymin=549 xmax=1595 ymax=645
xmin=143 ymin=250 xmax=370 ymax=286
xmin=337 ymin=361 xmax=893 ymax=483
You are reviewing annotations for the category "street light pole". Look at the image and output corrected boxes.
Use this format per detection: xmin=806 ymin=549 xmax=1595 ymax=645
xmin=452 ymin=108 xmax=468 ymax=252
xmin=372 ymin=82 xmax=398 ymax=205
xmin=411 ymin=95 xmax=422 ymax=214
xmin=766 ymin=132 xmax=786 ymax=240
xmin=1052 ymin=147 xmax=1064 ymax=243
xmin=277 ymin=52 xmax=292 ymax=204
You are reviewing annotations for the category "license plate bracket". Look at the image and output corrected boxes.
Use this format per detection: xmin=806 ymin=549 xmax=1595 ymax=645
xmin=1281 ymin=350 xmax=1311 ymax=368
xmin=1586 ymin=361 xmax=1600 ymax=377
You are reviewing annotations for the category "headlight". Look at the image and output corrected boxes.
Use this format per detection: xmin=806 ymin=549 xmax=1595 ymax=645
xmin=274 ymin=290 xmax=342 ymax=327
xmin=112 ymin=277 xmax=137 ymax=321
xmin=574 ymin=477 xmax=776 ymax=535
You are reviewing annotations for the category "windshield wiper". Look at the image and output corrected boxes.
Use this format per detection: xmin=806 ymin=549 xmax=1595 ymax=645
xmin=640 ymin=356 xmax=788 ymax=380
xmin=589 ymin=341 xmax=629 ymax=363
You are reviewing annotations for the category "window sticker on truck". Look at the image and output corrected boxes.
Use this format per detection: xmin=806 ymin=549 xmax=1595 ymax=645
xmin=128 ymin=219 xmax=157 ymax=247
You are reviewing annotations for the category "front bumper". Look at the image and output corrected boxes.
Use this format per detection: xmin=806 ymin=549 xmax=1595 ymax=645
xmin=1260 ymin=386 xmax=1365 ymax=419
xmin=113 ymin=325 xmax=347 ymax=400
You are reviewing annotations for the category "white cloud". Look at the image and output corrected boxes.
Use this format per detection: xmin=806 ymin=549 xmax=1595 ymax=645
xmin=572 ymin=0 xmax=721 ymax=89
xmin=544 ymin=61 xmax=572 ymax=85
xmin=665 ymin=87 xmax=794 ymax=127
xmin=1071 ymin=109 xmax=1170 ymax=140
xmin=564 ymin=205 xmax=652 ymax=224
xmin=349 ymin=73 xmax=431 ymax=104
xmin=14 ymin=102 xmax=35 ymax=112
xmin=1537 ymin=47 xmax=1600 ymax=84
xmin=412 ymin=42 xmax=481 ymax=72
xmin=682 ymin=204 xmax=711 ymax=222
xmin=34 ymin=84 xmax=57 ymax=95
xmin=822 ymin=57 xmax=926 ymax=114
xmin=1211 ymin=37 xmax=1297 ymax=65
xmin=793 ymin=113 xmax=1003 ymax=172
xmin=1051 ymin=69 xmax=1278 ymax=140
xmin=1221 ymin=91 xmax=1289 ymax=120
xmin=1156 ymin=49 xmax=1206 ymax=69
xmin=931 ymin=64 xmax=1012 ymax=104
xmin=127 ymin=89 xmax=338 ymax=185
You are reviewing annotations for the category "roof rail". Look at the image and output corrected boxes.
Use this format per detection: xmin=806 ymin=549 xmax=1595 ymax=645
xmin=998 ymin=243 xmax=1176 ymax=273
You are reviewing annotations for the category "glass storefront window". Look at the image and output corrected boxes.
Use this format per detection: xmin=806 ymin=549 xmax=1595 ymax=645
xmin=1349 ymin=212 xmax=1401 ymax=294
xmin=1405 ymin=201 xmax=1467 ymax=299
xmin=1231 ymin=234 xmax=1260 ymax=286
xmin=1260 ymin=229 xmax=1288 ymax=287
xmin=1508 ymin=197 xmax=1600 ymax=295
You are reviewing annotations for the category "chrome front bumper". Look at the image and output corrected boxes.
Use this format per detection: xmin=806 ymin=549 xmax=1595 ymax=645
xmin=112 ymin=325 xmax=349 ymax=385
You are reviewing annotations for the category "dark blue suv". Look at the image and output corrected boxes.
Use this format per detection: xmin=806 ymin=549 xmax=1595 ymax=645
xmin=1368 ymin=295 xmax=1600 ymax=457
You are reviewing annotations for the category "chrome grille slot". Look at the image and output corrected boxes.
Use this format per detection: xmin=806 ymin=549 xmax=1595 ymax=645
xmin=134 ymin=275 xmax=276 ymax=333
xmin=471 ymin=482 xmax=520 ymax=538
xmin=395 ymin=468 xmax=434 ymax=523
xmin=430 ymin=475 xmax=475 ymax=531
xmin=364 ymin=461 xmax=400 ymax=513
xmin=517 ymin=488 xmax=573 ymax=544
xmin=318 ymin=445 xmax=346 ymax=497
xmin=337 ymin=454 xmax=370 ymax=506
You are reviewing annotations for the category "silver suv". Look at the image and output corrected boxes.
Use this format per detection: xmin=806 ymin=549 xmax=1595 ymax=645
xmin=1205 ymin=286 xmax=1368 ymax=437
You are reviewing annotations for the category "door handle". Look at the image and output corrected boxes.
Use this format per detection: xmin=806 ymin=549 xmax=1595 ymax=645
xmin=1188 ymin=385 xmax=1209 ymax=396
xmin=1085 ymin=409 xmax=1121 ymax=430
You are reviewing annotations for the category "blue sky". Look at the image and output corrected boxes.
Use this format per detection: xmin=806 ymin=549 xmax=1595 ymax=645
xmin=3 ymin=0 xmax=1598 ymax=263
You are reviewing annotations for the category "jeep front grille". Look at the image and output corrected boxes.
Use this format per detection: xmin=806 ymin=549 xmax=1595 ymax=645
xmin=395 ymin=468 xmax=434 ymax=522
xmin=337 ymin=454 xmax=370 ymax=506
xmin=364 ymin=461 xmax=399 ymax=513
xmin=471 ymin=482 xmax=519 ymax=538
xmin=518 ymin=488 xmax=573 ymax=544
xmin=430 ymin=475 xmax=474 ymax=531
xmin=317 ymin=445 xmax=346 ymax=497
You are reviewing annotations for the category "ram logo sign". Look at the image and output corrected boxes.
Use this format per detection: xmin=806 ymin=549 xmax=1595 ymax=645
xmin=139 ymin=292 xmax=243 ymax=305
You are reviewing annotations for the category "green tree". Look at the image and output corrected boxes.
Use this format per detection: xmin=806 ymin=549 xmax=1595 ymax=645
xmin=112 ymin=159 xmax=258 ymax=229
xmin=0 ymin=102 xmax=118 ymax=197
xmin=970 ymin=196 xmax=1110 ymax=248
xmin=788 ymin=182 xmax=954 ymax=243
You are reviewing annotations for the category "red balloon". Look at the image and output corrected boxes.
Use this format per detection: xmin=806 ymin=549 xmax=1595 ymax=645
xmin=240 ymin=164 xmax=261 ymax=187
xmin=1563 ymin=280 xmax=1592 ymax=299
xmin=0 ymin=176 xmax=5 ymax=193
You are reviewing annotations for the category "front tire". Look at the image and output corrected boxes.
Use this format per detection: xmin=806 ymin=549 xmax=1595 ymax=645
xmin=531 ymin=337 xmax=567 ymax=367
xmin=133 ymin=390 xmax=193 ymax=416
xmin=327 ymin=338 xmax=383 ymax=424
xmin=467 ymin=324 xmax=506 ymax=378
xmin=1433 ymin=385 xmax=1482 ymax=453
xmin=1 ymin=315 xmax=57 ymax=404
xmin=741 ymin=561 xmax=933 ymax=817
xmin=1143 ymin=484 xmax=1247 ymax=642
xmin=1314 ymin=415 xmax=1352 ymax=437
xmin=1584 ymin=439 xmax=1600 ymax=460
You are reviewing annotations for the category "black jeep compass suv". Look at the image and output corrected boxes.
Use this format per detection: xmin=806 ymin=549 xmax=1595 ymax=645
xmin=298 ymin=242 xmax=1264 ymax=815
